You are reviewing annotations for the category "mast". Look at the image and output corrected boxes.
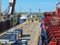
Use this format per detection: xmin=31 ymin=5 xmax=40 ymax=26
xmin=56 ymin=0 xmax=60 ymax=16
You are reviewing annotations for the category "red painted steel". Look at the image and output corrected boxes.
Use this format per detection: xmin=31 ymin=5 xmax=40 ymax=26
xmin=56 ymin=7 xmax=60 ymax=17
xmin=49 ymin=41 xmax=57 ymax=45
xmin=43 ymin=7 xmax=60 ymax=45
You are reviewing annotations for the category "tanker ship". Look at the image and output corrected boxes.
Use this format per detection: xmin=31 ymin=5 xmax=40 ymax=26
xmin=41 ymin=1 xmax=60 ymax=45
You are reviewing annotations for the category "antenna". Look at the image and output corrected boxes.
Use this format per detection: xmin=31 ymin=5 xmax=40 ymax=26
xmin=56 ymin=0 xmax=60 ymax=16
xmin=30 ymin=8 xmax=31 ymax=15
xmin=39 ymin=8 xmax=40 ymax=13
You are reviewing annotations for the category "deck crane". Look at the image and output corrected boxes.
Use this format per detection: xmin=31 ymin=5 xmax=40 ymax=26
xmin=2 ymin=0 xmax=16 ymax=27
xmin=0 ymin=0 xmax=16 ymax=33
xmin=8 ymin=0 xmax=16 ymax=27
xmin=3 ymin=0 xmax=16 ymax=19
xmin=5 ymin=0 xmax=16 ymax=27
xmin=8 ymin=0 xmax=16 ymax=18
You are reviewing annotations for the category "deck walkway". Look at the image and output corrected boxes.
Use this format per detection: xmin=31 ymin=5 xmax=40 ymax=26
xmin=0 ymin=21 xmax=41 ymax=45
xmin=20 ymin=21 xmax=41 ymax=45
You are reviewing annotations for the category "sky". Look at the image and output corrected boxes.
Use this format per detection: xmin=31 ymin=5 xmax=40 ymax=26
xmin=2 ymin=0 xmax=56 ymax=13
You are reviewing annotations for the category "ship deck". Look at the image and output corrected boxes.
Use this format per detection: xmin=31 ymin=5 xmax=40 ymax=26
xmin=0 ymin=21 xmax=41 ymax=45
